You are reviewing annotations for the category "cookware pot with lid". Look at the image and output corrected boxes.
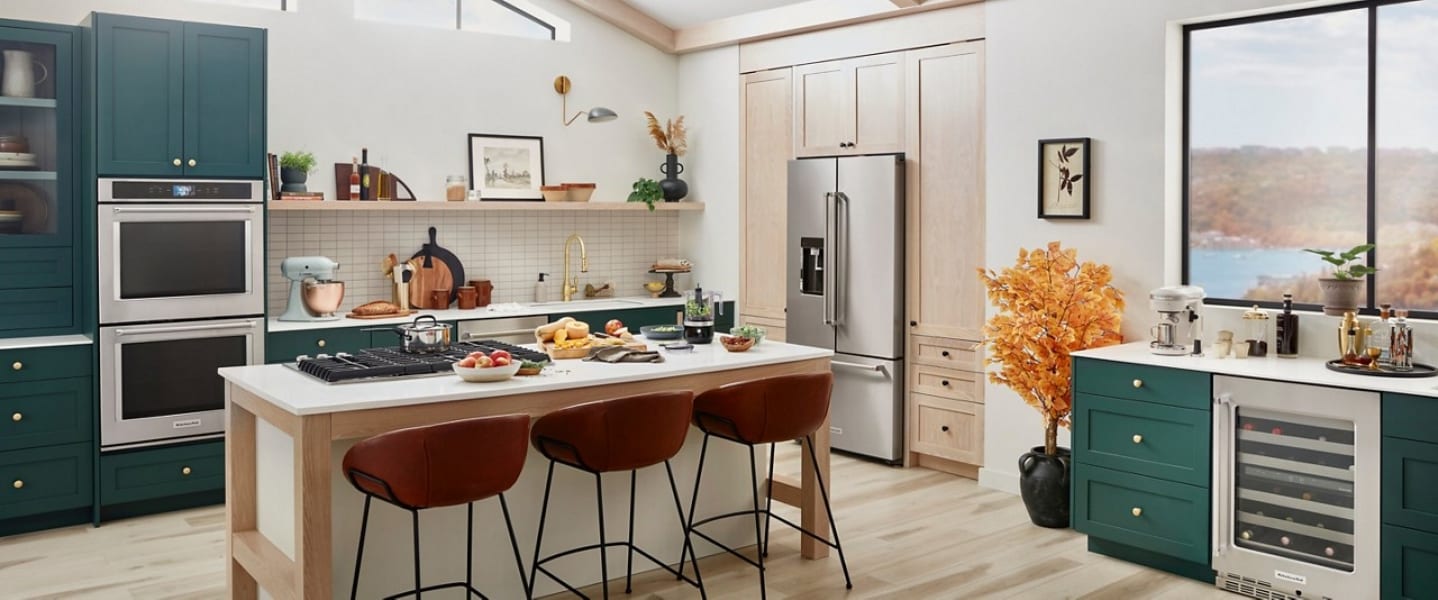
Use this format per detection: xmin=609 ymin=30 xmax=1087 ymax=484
xmin=394 ymin=315 xmax=452 ymax=354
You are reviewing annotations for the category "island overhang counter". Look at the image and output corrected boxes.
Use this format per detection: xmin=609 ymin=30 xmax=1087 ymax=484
xmin=219 ymin=340 xmax=834 ymax=599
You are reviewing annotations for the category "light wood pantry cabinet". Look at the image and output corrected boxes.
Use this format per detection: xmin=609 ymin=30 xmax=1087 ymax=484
xmin=793 ymin=52 xmax=904 ymax=158
xmin=903 ymin=41 xmax=986 ymax=475
xmin=739 ymin=68 xmax=792 ymax=327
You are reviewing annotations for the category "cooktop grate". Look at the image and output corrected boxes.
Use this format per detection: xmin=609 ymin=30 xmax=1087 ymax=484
xmin=291 ymin=340 xmax=549 ymax=384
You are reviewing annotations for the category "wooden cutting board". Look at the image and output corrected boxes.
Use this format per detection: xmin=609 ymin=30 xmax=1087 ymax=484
xmin=408 ymin=257 xmax=453 ymax=309
xmin=543 ymin=339 xmax=648 ymax=360
xmin=345 ymin=309 xmax=416 ymax=320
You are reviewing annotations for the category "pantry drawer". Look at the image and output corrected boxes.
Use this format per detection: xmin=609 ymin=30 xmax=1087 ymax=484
xmin=910 ymin=394 xmax=983 ymax=465
xmin=0 ymin=377 xmax=92 ymax=452
xmin=266 ymin=328 xmax=368 ymax=363
xmin=1074 ymin=393 xmax=1209 ymax=487
xmin=0 ymin=343 xmax=90 ymax=383
xmin=0 ymin=442 xmax=92 ymax=520
xmin=1383 ymin=524 xmax=1438 ymax=600
xmin=911 ymin=364 xmax=983 ymax=402
xmin=1073 ymin=464 xmax=1210 ymax=564
xmin=100 ymin=440 xmax=224 ymax=505
xmin=1384 ymin=393 xmax=1438 ymax=445
xmin=912 ymin=335 xmax=983 ymax=371
xmin=1384 ymin=436 xmax=1438 ymax=534
xmin=1073 ymin=358 xmax=1210 ymax=410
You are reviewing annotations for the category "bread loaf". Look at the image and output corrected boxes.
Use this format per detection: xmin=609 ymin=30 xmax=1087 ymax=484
xmin=352 ymin=300 xmax=400 ymax=316
xmin=564 ymin=321 xmax=590 ymax=340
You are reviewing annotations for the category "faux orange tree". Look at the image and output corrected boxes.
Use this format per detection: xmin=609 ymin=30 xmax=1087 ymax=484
xmin=978 ymin=242 xmax=1125 ymax=456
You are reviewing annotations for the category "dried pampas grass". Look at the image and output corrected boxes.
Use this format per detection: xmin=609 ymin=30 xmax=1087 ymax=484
xmin=644 ymin=111 xmax=687 ymax=156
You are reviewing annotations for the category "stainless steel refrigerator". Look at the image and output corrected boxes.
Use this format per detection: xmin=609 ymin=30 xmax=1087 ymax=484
xmin=787 ymin=154 xmax=905 ymax=463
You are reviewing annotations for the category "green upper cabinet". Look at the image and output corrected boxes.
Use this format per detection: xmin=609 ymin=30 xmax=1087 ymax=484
xmin=0 ymin=21 xmax=77 ymax=250
xmin=94 ymin=14 xmax=264 ymax=178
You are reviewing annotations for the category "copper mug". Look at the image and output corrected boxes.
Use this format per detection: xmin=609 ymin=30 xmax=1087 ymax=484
xmin=456 ymin=286 xmax=478 ymax=310
xmin=430 ymin=289 xmax=451 ymax=309
xmin=467 ymin=279 xmax=493 ymax=307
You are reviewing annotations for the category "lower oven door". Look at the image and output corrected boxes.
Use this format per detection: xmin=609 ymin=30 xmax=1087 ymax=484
xmin=99 ymin=318 xmax=264 ymax=450
xmin=1212 ymin=376 xmax=1380 ymax=599
xmin=98 ymin=203 xmax=265 ymax=324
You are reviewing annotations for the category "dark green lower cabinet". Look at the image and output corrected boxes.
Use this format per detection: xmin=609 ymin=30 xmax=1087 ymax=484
xmin=1073 ymin=393 xmax=1210 ymax=486
xmin=1384 ymin=437 xmax=1438 ymax=534
xmin=0 ymin=442 xmax=92 ymax=520
xmin=0 ymin=377 xmax=92 ymax=452
xmin=555 ymin=302 xmax=735 ymax=338
xmin=1384 ymin=524 xmax=1438 ymax=600
xmin=1073 ymin=464 xmax=1210 ymax=565
xmin=266 ymin=327 xmax=368 ymax=363
xmin=100 ymin=440 xmax=224 ymax=506
xmin=0 ymin=288 xmax=73 ymax=334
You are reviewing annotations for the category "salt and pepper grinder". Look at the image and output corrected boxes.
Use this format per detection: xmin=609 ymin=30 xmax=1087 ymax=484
xmin=1391 ymin=310 xmax=1414 ymax=372
xmin=1275 ymin=293 xmax=1300 ymax=358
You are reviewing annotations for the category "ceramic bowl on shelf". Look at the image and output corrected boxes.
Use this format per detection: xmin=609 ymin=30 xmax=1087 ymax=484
xmin=563 ymin=183 xmax=595 ymax=202
xmin=0 ymin=135 xmax=28 ymax=154
xmin=452 ymin=361 xmax=521 ymax=382
xmin=541 ymin=185 xmax=568 ymax=202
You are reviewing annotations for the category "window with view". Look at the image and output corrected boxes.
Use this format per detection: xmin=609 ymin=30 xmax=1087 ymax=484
xmin=1184 ymin=0 xmax=1438 ymax=315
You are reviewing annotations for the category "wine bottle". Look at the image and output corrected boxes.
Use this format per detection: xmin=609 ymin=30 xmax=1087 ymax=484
xmin=348 ymin=157 xmax=361 ymax=200
xmin=359 ymin=147 xmax=370 ymax=201
xmin=1276 ymin=293 xmax=1300 ymax=357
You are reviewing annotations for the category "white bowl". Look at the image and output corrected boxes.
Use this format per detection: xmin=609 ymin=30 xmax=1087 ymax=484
xmin=452 ymin=361 xmax=522 ymax=382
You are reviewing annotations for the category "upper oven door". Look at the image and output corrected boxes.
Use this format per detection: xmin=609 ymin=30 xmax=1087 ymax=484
xmin=98 ymin=203 xmax=265 ymax=324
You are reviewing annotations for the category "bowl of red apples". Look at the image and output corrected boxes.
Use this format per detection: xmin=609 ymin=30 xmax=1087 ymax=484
xmin=452 ymin=350 xmax=522 ymax=382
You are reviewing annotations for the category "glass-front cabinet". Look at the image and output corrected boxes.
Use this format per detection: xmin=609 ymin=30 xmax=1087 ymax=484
xmin=0 ymin=23 xmax=73 ymax=247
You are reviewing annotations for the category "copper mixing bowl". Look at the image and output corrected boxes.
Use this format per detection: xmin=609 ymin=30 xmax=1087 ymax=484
xmin=302 ymin=280 xmax=345 ymax=316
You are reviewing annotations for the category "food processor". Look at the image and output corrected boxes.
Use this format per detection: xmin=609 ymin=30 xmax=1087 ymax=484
xmin=684 ymin=286 xmax=723 ymax=344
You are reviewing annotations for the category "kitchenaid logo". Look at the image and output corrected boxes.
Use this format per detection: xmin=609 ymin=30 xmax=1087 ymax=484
xmin=173 ymin=419 xmax=202 ymax=429
xmin=1274 ymin=570 xmax=1307 ymax=585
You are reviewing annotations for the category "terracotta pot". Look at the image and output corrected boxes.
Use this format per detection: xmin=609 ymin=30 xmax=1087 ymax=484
xmin=430 ymin=288 xmax=451 ymax=309
xmin=456 ymin=286 xmax=478 ymax=310
xmin=1018 ymin=446 xmax=1071 ymax=529
xmin=1318 ymin=278 xmax=1363 ymax=316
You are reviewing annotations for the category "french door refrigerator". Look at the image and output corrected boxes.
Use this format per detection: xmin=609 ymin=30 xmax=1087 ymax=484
xmin=787 ymin=154 xmax=905 ymax=463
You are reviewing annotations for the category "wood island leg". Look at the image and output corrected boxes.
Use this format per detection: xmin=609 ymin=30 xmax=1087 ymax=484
xmin=294 ymin=414 xmax=334 ymax=599
xmin=800 ymin=414 xmax=832 ymax=559
xmin=226 ymin=390 xmax=259 ymax=599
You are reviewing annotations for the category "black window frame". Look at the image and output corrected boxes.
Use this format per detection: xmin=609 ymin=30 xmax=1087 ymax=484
xmin=1181 ymin=0 xmax=1431 ymax=318
xmin=458 ymin=0 xmax=557 ymax=41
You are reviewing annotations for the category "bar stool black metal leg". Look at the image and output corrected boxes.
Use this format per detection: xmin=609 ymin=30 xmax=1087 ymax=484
xmin=498 ymin=493 xmax=529 ymax=596
xmin=665 ymin=460 xmax=706 ymax=599
xmin=529 ymin=461 xmax=556 ymax=599
xmin=677 ymin=433 xmax=710 ymax=581
xmin=762 ymin=442 xmax=776 ymax=558
xmin=625 ymin=470 xmax=637 ymax=594
xmin=806 ymin=435 xmax=852 ymax=589
xmin=595 ymin=473 xmax=610 ymax=600
xmin=748 ymin=445 xmax=768 ymax=600
xmin=350 ymin=494 xmax=372 ymax=600
xmin=411 ymin=509 xmax=423 ymax=599
xmin=466 ymin=502 xmax=475 ymax=594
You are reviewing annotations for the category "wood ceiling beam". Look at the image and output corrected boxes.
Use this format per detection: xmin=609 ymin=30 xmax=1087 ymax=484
xmin=672 ymin=0 xmax=981 ymax=53
xmin=565 ymin=0 xmax=676 ymax=53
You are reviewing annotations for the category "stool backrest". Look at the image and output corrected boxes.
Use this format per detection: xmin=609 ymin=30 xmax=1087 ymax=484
xmin=343 ymin=414 xmax=531 ymax=509
xmin=531 ymin=391 xmax=695 ymax=473
xmin=694 ymin=372 xmax=833 ymax=444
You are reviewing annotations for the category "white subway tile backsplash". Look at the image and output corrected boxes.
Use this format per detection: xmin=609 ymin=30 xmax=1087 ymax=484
xmin=267 ymin=210 xmax=684 ymax=314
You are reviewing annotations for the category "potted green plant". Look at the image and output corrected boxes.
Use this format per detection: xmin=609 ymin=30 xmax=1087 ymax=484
xmin=279 ymin=151 xmax=317 ymax=193
xmin=627 ymin=178 xmax=662 ymax=212
xmin=1303 ymin=244 xmax=1376 ymax=316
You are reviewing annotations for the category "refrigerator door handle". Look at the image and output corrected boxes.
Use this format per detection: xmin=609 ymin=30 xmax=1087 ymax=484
xmin=833 ymin=192 xmax=849 ymax=327
xmin=823 ymin=192 xmax=836 ymax=326
xmin=831 ymin=360 xmax=887 ymax=375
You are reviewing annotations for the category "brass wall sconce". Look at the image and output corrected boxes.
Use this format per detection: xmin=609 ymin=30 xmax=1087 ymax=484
xmin=554 ymin=75 xmax=617 ymax=126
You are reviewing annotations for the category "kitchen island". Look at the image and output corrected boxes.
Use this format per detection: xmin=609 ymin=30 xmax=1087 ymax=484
xmin=219 ymin=339 xmax=833 ymax=599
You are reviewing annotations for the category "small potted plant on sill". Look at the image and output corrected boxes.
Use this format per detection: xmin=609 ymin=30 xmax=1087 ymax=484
xmin=279 ymin=150 xmax=317 ymax=193
xmin=627 ymin=178 xmax=662 ymax=212
xmin=979 ymin=242 xmax=1125 ymax=529
xmin=1303 ymin=244 xmax=1376 ymax=316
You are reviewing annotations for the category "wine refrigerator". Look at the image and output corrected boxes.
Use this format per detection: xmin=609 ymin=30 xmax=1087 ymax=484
xmin=1211 ymin=376 xmax=1380 ymax=600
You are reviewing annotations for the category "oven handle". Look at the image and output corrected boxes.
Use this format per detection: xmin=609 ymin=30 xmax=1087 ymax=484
xmin=110 ymin=206 xmax=257 ymax=214
xmin=114 ymin=321 xmax=258 ymax=336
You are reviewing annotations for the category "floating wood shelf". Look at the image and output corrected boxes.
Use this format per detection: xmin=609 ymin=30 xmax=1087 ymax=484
xmin=267 ymin=200 xmax=704 ymax=212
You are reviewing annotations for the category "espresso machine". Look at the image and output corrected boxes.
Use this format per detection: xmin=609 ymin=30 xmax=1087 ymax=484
xmin=1149 ymin=285 xmax=1205 ymax=355
xmin=279 ymin=256 xmax=344 ymax=322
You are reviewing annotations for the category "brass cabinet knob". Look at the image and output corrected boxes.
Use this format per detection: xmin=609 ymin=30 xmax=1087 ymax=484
xmin=1132 ymin=379 xmax=1143 ymax=388
xmin=1132 ymin=434 xmax=1143 ymax=444
xmin=11 ymin=361 xmax=21 ymax=371
xmin=181 ymin=466 xmax=192 ymax=476
xmin=10 ymin=412 xmax=20 ymax=422
xmin=173 ymin=158 xmax=182 ymax=167
xmin=11 ymin=479 xmax=22 ymax=489
xmin=188 ymin=159 xmax=197 ymax=167
xmin=1131 ymin=507 xmax=1143 ymax=517
xmin=317 ymin=339 xmax=326 ymax=348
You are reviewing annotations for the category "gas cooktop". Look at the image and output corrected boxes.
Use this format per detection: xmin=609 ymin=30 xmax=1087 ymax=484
xmin=289 ymin=340 xmax=549 ymax=384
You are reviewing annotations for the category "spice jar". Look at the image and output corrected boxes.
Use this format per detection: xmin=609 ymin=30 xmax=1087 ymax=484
xmin=445 ymin=175 xmax=467 ymax=202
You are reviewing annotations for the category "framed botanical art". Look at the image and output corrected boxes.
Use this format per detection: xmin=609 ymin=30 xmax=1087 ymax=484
xmin=468 ymin=134 xmax=544 ymax=201
xmin=1038 ymin=137 xmax=1090 ymax=219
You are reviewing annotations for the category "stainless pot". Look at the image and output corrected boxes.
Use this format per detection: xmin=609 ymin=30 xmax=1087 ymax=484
xmin=394 ymin=315 xmax=452 ymax=354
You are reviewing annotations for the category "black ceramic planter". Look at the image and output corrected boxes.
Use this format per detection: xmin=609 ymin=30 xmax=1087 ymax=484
xmin=1018 ymin=446 xmax=1072 ymax=528
xmin=659 ymin=153 xmax=688 ymax=202
xmin=280 ymin=167 xmax=308 ymax=193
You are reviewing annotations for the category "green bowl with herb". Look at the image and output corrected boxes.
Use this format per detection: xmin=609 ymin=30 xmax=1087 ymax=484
xmin=729 ymin=325 xmax=767 ymax=345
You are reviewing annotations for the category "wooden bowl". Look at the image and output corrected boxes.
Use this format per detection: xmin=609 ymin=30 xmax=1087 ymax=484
xmin=721 ymin=335 xmax=756 ymax=353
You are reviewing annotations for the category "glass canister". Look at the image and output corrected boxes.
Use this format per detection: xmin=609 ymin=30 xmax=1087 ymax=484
xmin=445 ymin=175 xmax=467 ymax=201
xmin=1242 ymin=305 xmax=1270 ymax=357
xmin=684 ymin=286 xmax=723 ymax=344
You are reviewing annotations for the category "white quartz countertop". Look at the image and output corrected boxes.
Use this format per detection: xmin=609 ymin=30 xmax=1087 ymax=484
xmin=1072 ymin=342 xmax=1438 ymax=399
xmin=219 ymin=339 xmax=831 ymax=416
xmin=266 ymin=296 xmax=689 ymax=333
xmin=0 ymin=334 xmax=92 ymax=350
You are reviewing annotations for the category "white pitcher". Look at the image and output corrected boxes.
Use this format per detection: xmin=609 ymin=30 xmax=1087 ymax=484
xmin=1 ymin=50 xmax=48 ymax=98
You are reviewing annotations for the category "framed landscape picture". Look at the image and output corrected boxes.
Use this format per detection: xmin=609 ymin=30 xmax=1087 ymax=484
xmin=1038 ymin=137 xmax=1090 ymax=219
xmin=468 ymin=134 xmax=544 ymax=201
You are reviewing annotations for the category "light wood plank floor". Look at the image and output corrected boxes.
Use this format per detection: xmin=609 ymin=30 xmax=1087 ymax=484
xmin=0 ymin=446 xmax=1232 ymax=599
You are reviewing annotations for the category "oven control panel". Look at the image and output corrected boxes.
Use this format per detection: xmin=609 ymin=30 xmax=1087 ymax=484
xmin=100 ymin=179 xmax=263 ymax=202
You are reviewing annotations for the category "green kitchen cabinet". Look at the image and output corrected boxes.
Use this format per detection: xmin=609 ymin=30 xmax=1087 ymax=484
xmin=1383 ymin=393 xmax=1438 ymax=445
xmin=1384 ymin=436 xmax=1438 ymax=538
xmin=0 ymin=343 xmax=90 ymax=383
xmin=1073 ymin=358 xmax=1211 ymax=410
xmin=93 ymin=14 xmax=265 ymax=178
xmin=1073 ymin=464 xmax=1210 ymax=565
xmin=1383 ymin=524 xmax=1438 ymax=600
xmin=0 ymin=442 xmax=92 ymax=521
xmin=266 ymin=327 xmax=368 ymax=363
xmin=0 ymin=248 xmax=73 ymax=289
xmin=0 ymin=377 xmax=92 ymax=452
xmin=553 ymin=302 xmax=736 ymax=338
xmin=99 ymin=439 xmax=224 ymax=506
xmin=0 ymin=288 xmax=74 ymax=334
xmin=1073 ymin=393 xmax=1210 ymax=487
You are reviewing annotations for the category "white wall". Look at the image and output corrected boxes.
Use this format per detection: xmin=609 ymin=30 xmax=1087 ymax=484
xmin=3 ymin=0 xmax=678 ymax=202
xmin=676 ymin=46 xmax=741 ymax=296
xmin=979 ymin=0 xmax=1348 ymax=492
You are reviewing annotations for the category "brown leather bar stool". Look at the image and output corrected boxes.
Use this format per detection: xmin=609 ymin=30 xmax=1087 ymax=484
xmin=342 ymin=414 xmax=530 ymax=600
xmin=528 ymin=391 xmax=705 ymax=600
xmin=680 ymin=372 xmax=851 ymax=599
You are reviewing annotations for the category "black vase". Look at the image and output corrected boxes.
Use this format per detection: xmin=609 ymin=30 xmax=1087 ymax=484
xmin=659 ymin=153 xmax=687 ymax=202
xmin=1018 ymin=446 xmax=1072 ymax=528
xmin=280 ymin=167 xmax=308 ymax=193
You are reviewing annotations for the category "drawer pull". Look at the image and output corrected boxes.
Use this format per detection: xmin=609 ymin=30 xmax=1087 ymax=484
xmin=941 ymin=425 xmax=950 ymax=433
xmin=1131 ymin=507 xmax=1142 ymax=517
xmin=941 ymin=351 xmax=951 ymax=358
xmin=1132 ymin=379 xmax=1143 ymax=388
xmin=941 ymin=380 xmax=951 ymax=387
xmin=188 ymin=158 xmax=198 ymax=167
xmin=910 ymin=321 xmax=917 ymax=327
xmin=11 ymin=361 xmax=21 ymax=371
xmin=172 ymin=158 xmax=182 ymax=167
xmin=317 ymin=339 xmax=327 ymax=348
xmin=11 ymin=479 xmax=21 ymax=489
xmin=181 ymin=466 xmax=192 ymax=477
xmin=1132 ymin=434 xmax=1143 ymax=444
xmin=10 ymin=412 xmax=20 ymax=422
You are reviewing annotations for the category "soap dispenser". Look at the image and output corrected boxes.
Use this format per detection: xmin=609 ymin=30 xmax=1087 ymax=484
xmin=534 ymin=272 xmax=550 ymax=303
